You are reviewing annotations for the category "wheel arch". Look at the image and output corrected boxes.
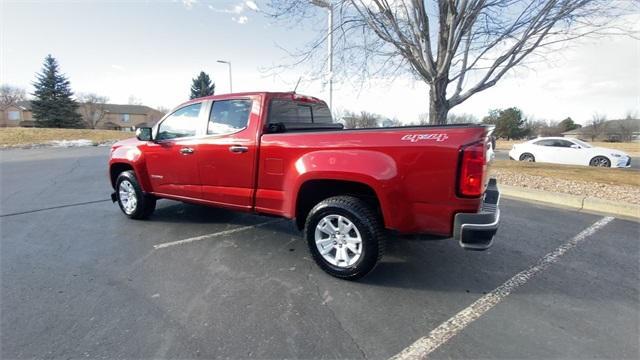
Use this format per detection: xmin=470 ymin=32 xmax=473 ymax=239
xmin=293 ymin=179 xmax=384 ymax=230
xmin=109 ymin=161 xmax=152 ymax=192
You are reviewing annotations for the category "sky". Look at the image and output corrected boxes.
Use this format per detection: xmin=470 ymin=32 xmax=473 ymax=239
xmin=1 ymin=0 xmax=639 ymax=125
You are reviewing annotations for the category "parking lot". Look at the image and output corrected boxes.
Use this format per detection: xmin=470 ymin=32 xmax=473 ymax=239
xmin=1 ymin=146 xmax=638 ymax=359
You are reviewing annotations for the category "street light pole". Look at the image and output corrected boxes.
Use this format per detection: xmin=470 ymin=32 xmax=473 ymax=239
xmin=310 ymin=0 xmax=333 ymax=110
xmin=217 ymin=60 xmax=233 ymax=93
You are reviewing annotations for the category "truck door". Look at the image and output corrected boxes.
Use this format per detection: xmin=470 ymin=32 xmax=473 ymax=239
xmin=196 ymin=98 xmax=258 ymax=209
xmin=144 ymin=102 xmax=204 ymax=199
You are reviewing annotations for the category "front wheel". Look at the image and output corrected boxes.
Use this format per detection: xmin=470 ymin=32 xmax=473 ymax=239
xmin=304 ymin=196 xmax=385 ymax=280
xmin=589 ymin=156 xmax=611 ymax=167
xmin=116 ymin=170 xmax=156 ymax=219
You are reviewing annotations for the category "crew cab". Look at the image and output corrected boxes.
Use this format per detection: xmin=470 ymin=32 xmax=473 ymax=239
xmin=108 ymin=92 xmax=500 ymax=279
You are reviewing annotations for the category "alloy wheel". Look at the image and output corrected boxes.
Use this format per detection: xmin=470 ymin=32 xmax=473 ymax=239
xmin=314 ymin=214 xmax=363 ymax=268
xmin=119 ymin=180 xmax=138 ymax=214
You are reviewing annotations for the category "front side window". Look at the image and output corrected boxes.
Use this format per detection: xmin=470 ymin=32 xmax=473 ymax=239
xmin=553 ymin=139 xmax=575 ymax=148
xmin=8 ymin=111 xmax=20 ymax=121
xmin=572 ymin=139 xmax=592 ymax=148
xmin=207 ymin=99 xmax=252 ymax=135
xmin=157 ymin=103 xmax=202 ymax=140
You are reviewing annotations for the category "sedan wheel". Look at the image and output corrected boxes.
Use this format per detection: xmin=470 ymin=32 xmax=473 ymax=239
xmin=589 ymin=156 xmax=611 ymax=167
xmin=519 ymin=153 xmax=535 ymax=162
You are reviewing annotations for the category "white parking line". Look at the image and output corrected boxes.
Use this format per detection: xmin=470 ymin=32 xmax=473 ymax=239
xmin=391 ymin=216 xmax=614 ymax=360
xmin=153 ymin=219 xmax=282 ymax=250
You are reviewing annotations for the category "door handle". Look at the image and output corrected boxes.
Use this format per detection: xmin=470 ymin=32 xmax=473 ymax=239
xmin=229 ymin=145 xmax=249 ymax=154
xmin=180 ymin=147 xmax=195 ymax=155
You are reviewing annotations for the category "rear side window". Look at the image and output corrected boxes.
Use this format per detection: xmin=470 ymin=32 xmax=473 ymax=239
xmin=534 ymin=139 xmax=555 ymax=146
xmin=156 ymin=103 xmax=202 ymax=140
xmin=208 ymin=99 xmax=252 ymax=135
xmin=268 ymin=100 xmax=333 ymax=124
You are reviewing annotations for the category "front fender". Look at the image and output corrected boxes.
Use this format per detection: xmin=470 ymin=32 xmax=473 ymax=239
xmin=109 ymin=144 xmax=152 ymax=192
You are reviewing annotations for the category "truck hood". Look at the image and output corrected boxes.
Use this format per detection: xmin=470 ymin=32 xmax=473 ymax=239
xmin=112 ymin=137 xmax=144 ymax=149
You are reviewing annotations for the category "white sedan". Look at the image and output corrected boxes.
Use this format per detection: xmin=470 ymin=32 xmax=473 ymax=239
xmin=508 ymin=137 xmax=631 ymax=168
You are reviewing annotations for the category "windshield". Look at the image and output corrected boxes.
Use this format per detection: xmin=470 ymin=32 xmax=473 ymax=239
xmin=572 ymin=139 xmax=593 ymax=148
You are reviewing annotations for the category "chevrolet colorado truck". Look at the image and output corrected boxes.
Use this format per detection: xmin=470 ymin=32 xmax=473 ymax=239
xmin=109 ymin=92 xmax=500 ymax=279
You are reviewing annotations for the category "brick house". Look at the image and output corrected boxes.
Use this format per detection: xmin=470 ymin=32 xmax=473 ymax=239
xmin=0 ymin=101 xmax=165 ymax=130
xmin=562 ymin=119 xmax=640 ymax=142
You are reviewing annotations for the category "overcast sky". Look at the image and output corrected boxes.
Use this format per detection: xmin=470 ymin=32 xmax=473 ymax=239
xmin=2 ymin=0 xmax=639 ymax=125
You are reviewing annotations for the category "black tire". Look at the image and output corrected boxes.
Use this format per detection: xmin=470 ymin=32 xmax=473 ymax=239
xmin=589 ymin=156 xmax=611 ymax=167
xmin=115 ymin=170 xmax=156 ymax=219
xmin=304 ymin=196 xmax=385 ymax=280
xmin=519 ymin=153 xmax=535 ymax=162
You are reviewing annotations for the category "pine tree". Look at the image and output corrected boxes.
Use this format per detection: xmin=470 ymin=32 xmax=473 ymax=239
xmin=31 ymin=55 xmax=84 ymax=128
xmin=190 ymin=71 xmax=215 ymax=99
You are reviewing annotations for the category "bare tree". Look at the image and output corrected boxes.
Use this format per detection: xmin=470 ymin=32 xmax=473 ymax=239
xmin=78 ymin=93 xmax=109 ymax=129
xmin=268 ymin=1 xmax=636 ymax=124
xmin=157 ymin=106 xmax=171 ymax=115
xmin=343 ymin=110 xmax=381 ymax=128
xmin=417 ymin=112 xmax=430 ymax=125
xmin=357 ymin=111 xmax=380 ymax=128
xmin=342 ymin=110 xmax=360 ymax=128
xmin=382 ymin=117 xmax=403 ymax=126
xmin=588 ymin=113 xmax=607 ymax=141
xmin=0 ymin=85 xmax=26 ymax=112
xmin=128 ymin=95 xmax=143 ymax=105
xmin=332 ymin=106 xmax=346 ymax=122
xmin=615 ymin=112 xmax=639 ymax=142
xmin=447 ymin=113 xmax=478 ymax=124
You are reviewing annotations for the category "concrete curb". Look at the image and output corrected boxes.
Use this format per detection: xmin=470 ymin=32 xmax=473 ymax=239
xmin=500 ymin=184 xmax=640 ymax=220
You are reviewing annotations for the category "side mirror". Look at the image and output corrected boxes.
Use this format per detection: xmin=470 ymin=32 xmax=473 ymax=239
xmin=570 ymin=144 xmax=581 ymax=149
xmin=136 ymin=127 xmax=153 ymax=141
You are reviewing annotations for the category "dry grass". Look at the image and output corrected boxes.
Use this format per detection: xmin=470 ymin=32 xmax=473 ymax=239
xmin=491 ymin=160 xmax=640 ymax=187
xmin=0 ymin=128 xmax=133 ymax=147
xmin=496 ymin=139 xmax=640 ymax=156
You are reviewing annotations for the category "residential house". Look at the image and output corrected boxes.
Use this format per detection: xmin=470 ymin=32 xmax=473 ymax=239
xmin=99 ymin=104 xmax=165 ymax=130
xmin=562 ymin=118 xmax=640 ymax=142
xmin=0 ymin=100 xmax=165 ymax=130
xmin=0 ymin=101 xmax=32 ymax=127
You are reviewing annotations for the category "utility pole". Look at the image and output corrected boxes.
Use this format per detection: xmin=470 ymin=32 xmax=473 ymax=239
xmin=310 ymin=0 xmax=333 ymax=110
xmin=216 ymin=60 xmax=233 ymax=93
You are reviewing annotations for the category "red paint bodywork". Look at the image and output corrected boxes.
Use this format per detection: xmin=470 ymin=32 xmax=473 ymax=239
xmin=109 ymin=92 xmax=491 ymax=236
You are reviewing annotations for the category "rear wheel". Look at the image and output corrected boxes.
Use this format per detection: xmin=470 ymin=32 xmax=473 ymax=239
xmin=116 ymin=170 xmax=156 ymax=219
xmin=519 ymin=153 xmax=535 ymax=162
xmin=589 ymin=156 xmax=611 ymax=167
xmin=304 ymin=196 xmax=385 ymax=280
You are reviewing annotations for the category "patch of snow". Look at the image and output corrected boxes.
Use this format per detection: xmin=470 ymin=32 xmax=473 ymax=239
xmin=48 ymin=139 xmax=95 ymax=147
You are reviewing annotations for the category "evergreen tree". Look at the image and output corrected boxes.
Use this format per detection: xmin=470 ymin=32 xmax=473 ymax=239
xmin=31 ymin=55 xmax=84 ymax=128
xmin=558 ymin=117 xmax=581 ymax=132
xmin=482 ymin=107 xmax=529 ymax=140
xmin=190 ymin=71 xmax=215 ymax=99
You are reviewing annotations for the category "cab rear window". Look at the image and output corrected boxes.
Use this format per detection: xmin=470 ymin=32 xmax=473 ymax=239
xmin=268 ymin=100 xmax=333 ymax=125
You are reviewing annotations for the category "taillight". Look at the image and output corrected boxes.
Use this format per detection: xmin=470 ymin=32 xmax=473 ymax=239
xmin=458 ymin=141 xmax=486 ymax=197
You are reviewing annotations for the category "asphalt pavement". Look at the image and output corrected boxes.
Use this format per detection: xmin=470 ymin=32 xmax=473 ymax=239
xmin=1 ymin=147 xmax=638 ymax=359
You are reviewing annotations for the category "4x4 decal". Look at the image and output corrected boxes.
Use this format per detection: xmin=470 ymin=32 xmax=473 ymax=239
xmin=401 ymin=133 xmax=449 ymax=142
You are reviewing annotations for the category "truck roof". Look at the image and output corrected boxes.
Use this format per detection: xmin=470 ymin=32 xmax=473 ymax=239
xmin=181 ymin=92 xmax=326 ymax=107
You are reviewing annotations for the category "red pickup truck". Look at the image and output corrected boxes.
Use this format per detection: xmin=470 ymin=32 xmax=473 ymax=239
xmin=109 ymin=92 xmax=500 ymax=279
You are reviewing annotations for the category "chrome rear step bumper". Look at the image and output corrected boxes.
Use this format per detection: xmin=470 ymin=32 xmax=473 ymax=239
xmin=453 ymin=178 xmax=500 ymax=251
